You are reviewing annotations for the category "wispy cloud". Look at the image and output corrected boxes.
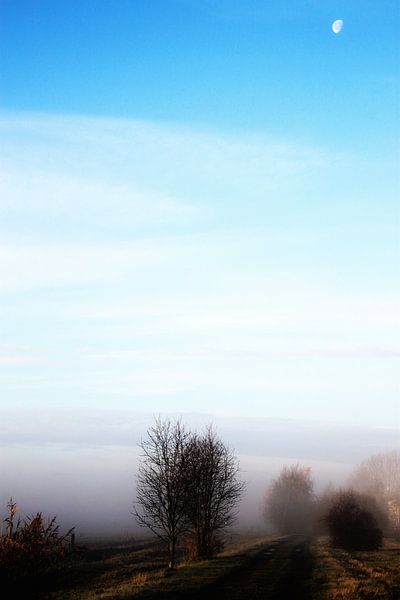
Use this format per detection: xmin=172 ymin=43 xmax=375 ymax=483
xmin=0 ymin=239 xmax=171 ymax=290
xmin=0 ymin=111 xmax=329 ymax=240
xmin=0 ymin=354 xmax=44 ymax=366
xmin=0 ymin=111 xmax=398 ymax=427
xmin=0 ymin=166 xmax=198 ymax=231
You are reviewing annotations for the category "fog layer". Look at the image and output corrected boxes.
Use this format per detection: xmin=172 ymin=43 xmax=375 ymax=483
xmin=1 ymin=409 xmax=398 ymax=538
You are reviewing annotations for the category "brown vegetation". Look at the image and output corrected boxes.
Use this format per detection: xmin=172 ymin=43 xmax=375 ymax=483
xmin=311 ymin=537 xmax=400 ymax=600
xmin=0 ymin=498 xmax=74 ymax=592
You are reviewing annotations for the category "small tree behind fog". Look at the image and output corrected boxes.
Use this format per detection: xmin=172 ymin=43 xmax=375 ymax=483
xmin=184 ymin=427 xmax=245 ymax=560
xmin=134 ymin=418 xmax=244 ymax=567
xmin=350 ymin=451 xmax=400 ymax=500
xmin=133 ymin=419 xmax=190 ymax=569
xmin=264 ymin=464 xmax=314 ymax=535
xmin=349 ymin=451 xmax=400 ymax=539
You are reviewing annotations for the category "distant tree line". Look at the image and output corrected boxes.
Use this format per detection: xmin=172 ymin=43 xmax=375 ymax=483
xmin=263 ymin=450 xmax=400 ymax=550
xmin=133 ymin=418 xmax=245 ymax=569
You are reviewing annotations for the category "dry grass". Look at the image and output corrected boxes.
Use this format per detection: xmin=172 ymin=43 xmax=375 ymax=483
xmin=42 ymin=535 xmax=400 ymax=599
xmin=0 ymin=499 xmax=74 ymax=586
xmin=311 ymin=536 xmax=400 ymax=600
xmin=131 ymin=572 xmax=149 ymax=586
xmin=46 ymin=533 xmax=274 ymax=599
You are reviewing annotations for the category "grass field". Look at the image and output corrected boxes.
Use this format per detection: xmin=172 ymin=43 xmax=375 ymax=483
xmin=46 ymin=534 xmax=274 ymax=600
xmin=311 ymin=537 xmax=400 ymax=600
xmin=23 ymin=535 xmax=400 ymax=599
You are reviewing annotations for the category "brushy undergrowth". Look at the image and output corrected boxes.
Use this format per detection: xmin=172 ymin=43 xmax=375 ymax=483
xmin=0 ymin=498 xmax=74 ymax=586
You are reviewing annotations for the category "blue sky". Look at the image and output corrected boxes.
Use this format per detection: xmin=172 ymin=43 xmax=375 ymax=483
xmin=0 ymin=1 xmax=399 ymax=430
xmin=1 ymin=1 xmax=399 ymax=141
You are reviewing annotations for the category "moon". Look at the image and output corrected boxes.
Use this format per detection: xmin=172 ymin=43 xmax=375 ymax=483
xmin=332 ymin=19 xmax=344 ymax=34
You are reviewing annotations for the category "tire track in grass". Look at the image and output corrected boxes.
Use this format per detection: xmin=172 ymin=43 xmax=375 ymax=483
xmin=185 ymin=536 xmax=314 ymax=600
xmin=322 ymin=544 xmax=400 ymax=600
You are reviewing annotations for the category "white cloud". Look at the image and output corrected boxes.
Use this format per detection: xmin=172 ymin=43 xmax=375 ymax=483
xmin=0 ymin=239 xmax=168 ymax=290
xmin=0 ymin=354 xmax=44 ymax=365
xmin=0 ymin=111 xmax=398 ymax=427
xmin=0 ymin=111 xmax=329 ymax=238
xmin=0 ymin=166 xmax=199 ymax=229
xmin=66 ymin=294 xmax=400 ymax=342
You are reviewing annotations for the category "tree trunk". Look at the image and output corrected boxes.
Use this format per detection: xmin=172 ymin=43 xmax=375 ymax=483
xmin=168 ymin=538 xmax=176 ymax=570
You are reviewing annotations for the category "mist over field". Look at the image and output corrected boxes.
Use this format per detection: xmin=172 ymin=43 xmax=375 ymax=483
xmin=1 ymin=408 xmax=398 ymax=537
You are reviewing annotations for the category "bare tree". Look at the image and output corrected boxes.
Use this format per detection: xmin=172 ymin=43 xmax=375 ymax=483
xmin=134 ymin=420 xmax=245 ymax=566
xmin=133 ymin=418 xmax=190 ymax=569
xmin=264 ymin=464 xmax=314 ymax=535
xmin=184 ymin=427 xmax=245 ymax=560
xmin=349 ymin=451 xmax=400 ymax=500
xmin=349 ymin=450 xmax=400 ymax=538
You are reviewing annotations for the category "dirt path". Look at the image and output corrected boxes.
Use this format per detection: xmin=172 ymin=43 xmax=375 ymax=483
xmin=188 ymin=536 xmax=314 ymax=600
